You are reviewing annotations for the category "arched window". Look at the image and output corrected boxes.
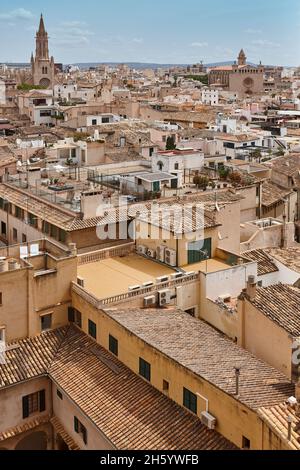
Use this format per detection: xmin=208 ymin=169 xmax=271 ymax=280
xmin=157 ymin=161 xmax=164 ymax=171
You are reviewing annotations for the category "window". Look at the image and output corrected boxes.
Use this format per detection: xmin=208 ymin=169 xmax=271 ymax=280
xmin=102 ymin=117 xmax=110 ymax=124
xmin=139 ymin=358 xmax=151 ymax=382
xmin=15 ymin=206 xmax=24 ymax=220
xmin=40 ymin=109 xmax=52 ymax=117
xmin=41 ymin=314 xmax=52 ymax=332
xmin=28 ymin=213 xmax=37 ymax=228
xmin=0 ymin=293 xmax=2 ymax=306
xmin=183 ymin=388 xmax=197 ymax=414
xmin=22 ymin=390 xmax=46 ymax=419
xmin=174 ymin=163 xmax=179 ymax=170
xmin=74 ymin=417 xmax=87 ymax=445
xmin=57 ymin=389 xmax=63 ymax=400
xmin=13 ymin=228 xmax=17 ymax=241
xmin=1 ymin=221 xmax=6 ymax=236
xmin=242 ymin=436 xmax=251 ymax=450
xmin=163 ymin=380 xmax=169 ymax=392
xmin=50 ymin=225 xmax=58 ymax=239
xmin=88 ymin=320 xmax=97 ymax=339
xmin=22 ymin=234 xmax=27 ymax=243
xmin=42 ymin=221 xmax=50 ymax=234
xmin=109 ymin=335 xmax=118 ymax=356
xmin=92 ymin=119 xmax=97 ymax=125
xmin=58 ymin=229 xmax=66 ymax=243
xmin=0 ymin=326 xmax=5 ymax=342
xmin=68 ymin=307 xmax=82 ymax=328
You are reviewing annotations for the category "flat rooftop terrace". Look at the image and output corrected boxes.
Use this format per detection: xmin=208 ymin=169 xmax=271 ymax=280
xmin=78 ymin=253 xmax=176 ymax=299
xmin=182 ymin=257 xmax=237 ymax=274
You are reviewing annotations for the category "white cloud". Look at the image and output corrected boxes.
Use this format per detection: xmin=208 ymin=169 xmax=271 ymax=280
xmin=0 ymin=8 xmax=34 ymax=21
xmin=190 ymin=42 xmax=208 ymax=48
xmin=252 ymin=39 xmax=281 ymax=48
xmin=245 ymin=28 xmax=262 ymax=34
xmin=61 ymin=21 xmax=87 ymax=27
xmin=132 ymin=38 xmax=144 ymax=44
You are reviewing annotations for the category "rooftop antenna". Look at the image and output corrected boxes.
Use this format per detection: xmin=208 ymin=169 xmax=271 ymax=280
xmin=234 ymin=367 xmax=241 ymax=396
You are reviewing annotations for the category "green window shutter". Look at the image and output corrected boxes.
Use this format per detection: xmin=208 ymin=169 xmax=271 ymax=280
xmin=39 ymin=390 xmax=46 ymax=412
xmin=22 ymin=396 xmax=29 ymax=419
xmin=82 ymin=426 xmax=88 ymax=445
xmin=74 ymin=416 xmax=79 ymax=433
xmin=68 ymin=307 xmax=75 ymax=323
xmin=88 ymin=320 xmax=97 ymax=339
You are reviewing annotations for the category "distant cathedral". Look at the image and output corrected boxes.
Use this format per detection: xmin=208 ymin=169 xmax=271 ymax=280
xmin=31 ymin=14 xmax=55 ymax=88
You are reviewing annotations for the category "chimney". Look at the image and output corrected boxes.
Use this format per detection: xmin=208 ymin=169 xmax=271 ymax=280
xmin=68 ymin=243 xmax=77 ymax=256
xmin=234 ymin=367 xmax=241 ymax=396
xmin=287 ymin=416 xmax=293 ymax=441
xmin=0 ymin=260 xmax=5 ymax=273
xmin=246 ymin=275 xmax=257 ymax=301
xmin=295 ymin=380 xmax=300 ymax=403
xmin=8 ymin=259 xmax=18 ymax=271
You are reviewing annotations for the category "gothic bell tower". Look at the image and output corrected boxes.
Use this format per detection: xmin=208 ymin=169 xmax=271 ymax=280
xmin=31 ymin=14 xmax=55 ymax=88
xmin=238 ymin=49 xmax=247 ymax=66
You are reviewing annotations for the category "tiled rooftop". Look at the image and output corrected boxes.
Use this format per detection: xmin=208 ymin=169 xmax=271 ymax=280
xmin=249 ymin=284 xmax=300 ymax=337
xmin=105 ymin=308 xmax=295 ymax=411
xmin=267 ymin=247 xmax=300 ymax=274
xmin=49 ymin=326 xmax=236 ymax=450
xmin=244 ymin=249 xmax=278 ymax=276
xmin=0 ymin=326 xmax=237 ymax=450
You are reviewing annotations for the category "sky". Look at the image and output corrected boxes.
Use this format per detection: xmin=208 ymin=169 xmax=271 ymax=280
xmin=0 ymin=0 xmax=299 ymax=65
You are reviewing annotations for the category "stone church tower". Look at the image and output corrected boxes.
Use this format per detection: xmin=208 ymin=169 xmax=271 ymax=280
xmin=238 ymin=49 xmax=247 ymax=66
xmin=31 ymin=14 xmax=55 ymax=88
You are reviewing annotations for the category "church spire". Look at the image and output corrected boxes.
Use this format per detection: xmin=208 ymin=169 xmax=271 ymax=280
xmin=35 ymin=13 xmax=49 ymax=60
xmin=38 ymin=14 xmax=46 ymax=34
xmin=238 ymin=49 xmax=247 ymax=66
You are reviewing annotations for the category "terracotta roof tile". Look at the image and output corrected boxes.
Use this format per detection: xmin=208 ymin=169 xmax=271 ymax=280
xmin=105 ymin=308 xmax=295 ymax=411
xmin=48 ymin=326 xmax=236 ymax=450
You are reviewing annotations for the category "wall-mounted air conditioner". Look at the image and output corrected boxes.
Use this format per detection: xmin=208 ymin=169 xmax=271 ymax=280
xmin=201 ymin=411 xmax=217 ymax=430
xmin=144 ymin=295 xmax=156 ymax=307
xmin=137 ymin=245 xmax=148 ymax=255
xmin=147 ymin=249 xmax=156 ymax=259
xmin=77 ymin=277 xmax=85 ymax=288
xmin=165 ymin=248 xmax=177 ymax=267
xmin=158 ymin=289 xmax=172 ymax=306
xmin=157 ymin=245 xmax=166 ymax=262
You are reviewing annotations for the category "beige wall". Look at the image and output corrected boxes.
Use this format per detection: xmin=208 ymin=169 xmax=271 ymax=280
xmin=0 ymin=377 xmax=51 ymax=435
xmin=72 ymin=291 xmax=269 ymax=450
xmin=136 ymin=221 xmax=218 ymax=267
xmin=52 ymin=383 xmax=115 ymax=450
xmin=238 ymin=298 xmax=293 ymax=380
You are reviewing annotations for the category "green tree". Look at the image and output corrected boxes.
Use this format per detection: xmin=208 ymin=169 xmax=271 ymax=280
xmin=193 ymin=175 xmax=209 ymax=190
xmin=166 ymin=136 xmax=176 ymax=151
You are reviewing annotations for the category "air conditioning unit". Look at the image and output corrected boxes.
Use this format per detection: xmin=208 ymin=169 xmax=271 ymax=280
xmin=128 ymin=285 xmax=141 ymax=292
xmin=144 ymin=295 xmax=156 ymax=307
xmin=158 ymin=289 xmax=172 ymax=307
xmin=171 ymin=273 xmax=184 ymax=280
xmin=137 ymin=245 xmax=148 ymax=255
xmin=165 ymin=248 xmax=177 ymax=267
xmin=77 ymin=277 xmax=85 ymax=288
xmin=156 ymin=275 xmax=169 ymax=284
xmin=157 ymin=245 xmax=166 ymax=262
xmin=201 ymin=411 xmax=217 ymax=430
xmin=143 ymin=281 xmax=155 ymax=288
xmin=217 ymin=294 xmax=231 ymax=303
xmin=147 ymin=249 xmax=156 ymax=259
